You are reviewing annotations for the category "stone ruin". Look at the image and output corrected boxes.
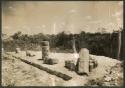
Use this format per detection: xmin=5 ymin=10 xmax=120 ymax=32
xmin=41 ymin=41 xmax=58 ymax=65
xmin=41 ymin=41 xmax=50 ymax=61
xmin=65 ymin=60 xmax=76 ymax=71
xmin=26 ymin=50 xmax=35 ymax=57
xmin=76 ymin=48 xmax=90 ymax=75
xmin=15 ymin=48 xmax=21 ymax=53
xmin=89 ymin=56 xmax=98 ymax=72
xmin=14 ymin=43 xmax=98 ymax=76
xmin=44 ymin=58 xmax=58 ymax=65
xmin=64 ymin=48 xmax=98 ymax=75
xmin=40 ymin=40 xmax=98 ymax=75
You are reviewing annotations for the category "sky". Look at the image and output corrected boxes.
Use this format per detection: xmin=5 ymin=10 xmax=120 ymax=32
xmin=2 ymin=1 xmax=123 ymax=35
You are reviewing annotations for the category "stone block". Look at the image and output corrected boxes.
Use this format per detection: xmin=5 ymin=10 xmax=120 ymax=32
xmin=77 ymin=48 xmax=89 ymax=75
xmin=44 ymin=58 xmax=59 ymax=65
xmin=15 ymin=48 xmax=21 ymax=53
xmin=65 ymin=60 xmax=75 ymax=71
xmin=41 ymin=41 xmax=49 ymax=46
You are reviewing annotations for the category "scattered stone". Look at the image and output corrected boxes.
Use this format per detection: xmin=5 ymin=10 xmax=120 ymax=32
xmin=26 ymin=51 xmax=35 ymax=57
xmin=89 ymin=63 xmax=94 ymax=72
xmin=14 ymin=55 xmax=71 ymax=81
xmin=15 ymin=48 xmax=21 ymax=53
xmin=104 ymin=77 xmax=112 ymax=82
xmin=44 ymin=58 xmax=58 ymax=65
xmin=65 ymin=60 xmax=75 ymax=71
xmin=89 ymin=56 xmax=98 ymax=69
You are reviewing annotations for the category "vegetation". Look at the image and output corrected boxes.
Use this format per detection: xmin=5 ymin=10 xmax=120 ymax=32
xmin=2 ymin=28 xmax=123 ymax=59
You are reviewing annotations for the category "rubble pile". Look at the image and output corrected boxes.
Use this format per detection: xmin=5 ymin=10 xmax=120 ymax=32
xmin=102 ymin=62 xmax=123 ymax=86
xmin=85 ymin=61 xmax=123 ymax=86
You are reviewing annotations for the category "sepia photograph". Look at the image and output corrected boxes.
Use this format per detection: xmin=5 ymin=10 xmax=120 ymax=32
xmin=2 ymin=1 xmax=123 ymax=86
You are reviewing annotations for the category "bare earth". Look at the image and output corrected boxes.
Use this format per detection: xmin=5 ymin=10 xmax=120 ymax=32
xmin=2 ymin=51 xmax=123 ymax=86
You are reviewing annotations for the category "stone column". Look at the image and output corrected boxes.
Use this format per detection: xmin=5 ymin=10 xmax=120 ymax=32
xmin=65 ymin=60 xmax=75 ymax=71
xmin=41 ymin=41 xmax=50 ymax=61
xmin=77 ymin=48 xmax=89 ymax=75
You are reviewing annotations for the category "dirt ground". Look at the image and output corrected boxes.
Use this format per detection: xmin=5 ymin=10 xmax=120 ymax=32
xmin=2 ymin=51 xmax=123 ymax=86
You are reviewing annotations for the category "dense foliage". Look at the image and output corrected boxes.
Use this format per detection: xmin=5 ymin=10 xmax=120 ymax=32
xmin=3 ymin=29 xmax=123 ymax=59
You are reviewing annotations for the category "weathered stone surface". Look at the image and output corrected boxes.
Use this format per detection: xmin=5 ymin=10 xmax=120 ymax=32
xmin=7 ymin=54 xmax=72 ymax=81
xmin=89 ymin=63 xmax=94 ymax=72
xmin=44 ymin=58 xmax=59 ymax=65
xmin=41 ymin=42 xmax=50 ymax=61
xmin=65 ymin=60 xmax=75 ymax=71
xmin=15 ymin=48 xmax=21 ymax=53
xmin=77 ymin=48 xmax=89 ymax=75
xmin=26 ymin=51 xmax=35 ymax=57
xmin=41 ymin=41 xmax=49 ymax=46
xmin=89 ymin=56 xmax=98 ymax=69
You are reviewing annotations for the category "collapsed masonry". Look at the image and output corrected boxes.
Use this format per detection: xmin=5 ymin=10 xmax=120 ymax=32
xmin=4 ymin=53 xmax=72 ymax=81
xmin=14 ymin=41 xmax=98 ymax=76
xmin=41 ymin=41 xmax=98 ymax=75
xmin=65 ymin=48 xmax=98 ymax=75
xmin=15 ymin=47 xmax=35 ymax=57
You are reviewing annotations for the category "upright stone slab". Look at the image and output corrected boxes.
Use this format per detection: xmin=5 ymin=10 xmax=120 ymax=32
xmin=77 ymin=48 xmax=89 ymax=75
xmin=89 ymin=63 xmax=94 ymax=72
xmin=41 ymin=41 xmax=50 ymax=61
xmin=2 ymin=48 xmax=4 ymax=54
xmin=15 ymin=48 xmax=21 ymax=53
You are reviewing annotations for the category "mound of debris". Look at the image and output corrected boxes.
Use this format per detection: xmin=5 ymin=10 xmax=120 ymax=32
xmin=102 ymin=61 xmax=123 ymax=86
xmin=85 ymin=61 xmax=123 ymax=86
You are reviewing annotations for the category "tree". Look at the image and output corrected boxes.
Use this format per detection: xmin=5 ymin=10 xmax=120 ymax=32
xmin=12 ymin=31 xmax=22 ymax=40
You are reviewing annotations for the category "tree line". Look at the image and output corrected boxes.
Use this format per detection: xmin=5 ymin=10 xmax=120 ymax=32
xmin=3 ymin=29 xmax=123 ymax=59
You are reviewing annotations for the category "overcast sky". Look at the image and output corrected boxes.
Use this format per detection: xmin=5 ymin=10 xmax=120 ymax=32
xmin=2 ymin=1 xmax=123 ymax=35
